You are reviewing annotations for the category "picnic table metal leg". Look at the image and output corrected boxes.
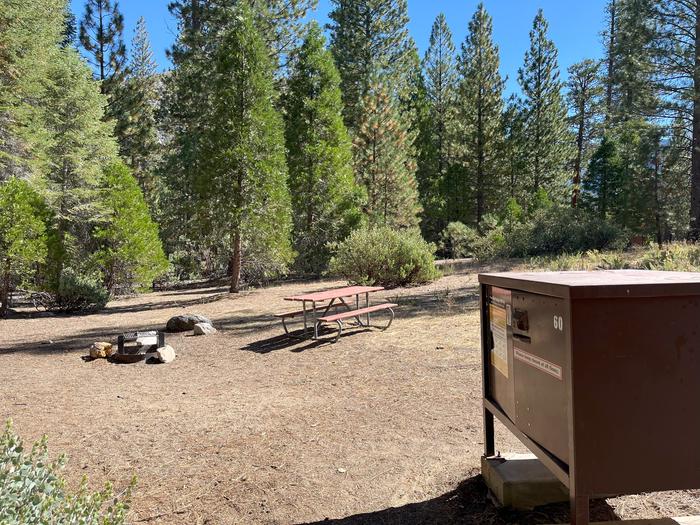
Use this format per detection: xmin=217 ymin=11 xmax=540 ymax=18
xmin=303 ymin=301 xmax=308 ymax=334
xmin=365 ymin=292 xmax=370 ymax=326
xmin=312 ymin=300 xmax=318 ymax=339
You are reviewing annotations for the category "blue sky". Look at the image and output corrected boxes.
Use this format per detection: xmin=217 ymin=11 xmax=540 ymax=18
xmin=69 ymin=0 xmax=607 ymax=95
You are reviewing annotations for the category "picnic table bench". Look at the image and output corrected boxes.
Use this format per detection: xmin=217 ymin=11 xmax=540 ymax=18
xmin=276 ymin=285 xmax=397 ymax=342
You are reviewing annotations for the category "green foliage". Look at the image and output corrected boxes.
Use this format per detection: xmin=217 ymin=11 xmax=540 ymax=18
xmin=471 ymin=205 xmax=628 ymax=260
xmin=566 ymin=58 xmax=603 ymax=206
xmin=91 ymin=162 xmax=168 ymax=293
xmin=450 ymin=3 xmax=505 ymax=227
xmin=284 ymin=22 xmax=364 ymax=275
xmin=0 ymin=0 xmax=66 ymax=180
xmin=53 ymin=268 xmax=109 ymax=313
xmin=328 ymin=0 xmax=414 ymax=131
xmin=198 ymin=5 xmax=293 ymax=292
xmin=0 ymin=420 xmax=133 ymax=524
xmin=582 ymin=135 xmax=624 ymax=217
xmin=329 ymin=226 xmax=440 ymax=287
xmin=353 ymin=82 xmax=421 ymax=228
xmin=527 ymin=243 xmax=700 ymax=273
xmin=416 ymin=14 xmax=456 ymax=241
xmin=39 ymin=46 xmax=119 ymax=283
xmin=517 ymin=9 xmax=571 ymax=201
xmin=439 ymin=222 xmax=479 ymax=259
xmin=79 ymin=0 xmax=127 ymax=86
xmin=120 ymin=17 xmax=159 ymax=200
xmin=0 ymin=178 xmax=48 ymax=317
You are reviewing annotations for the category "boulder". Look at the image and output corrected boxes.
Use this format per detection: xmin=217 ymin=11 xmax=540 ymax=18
xmin=193 ymin=322 xmax=217 ymax=336
xmin=165 ymin=314 xmax=211 ymax=333
xmin=89 ymin=342 xmax=114 ymax=359
xmin=156 ymin=345 xmax=176 ymax=364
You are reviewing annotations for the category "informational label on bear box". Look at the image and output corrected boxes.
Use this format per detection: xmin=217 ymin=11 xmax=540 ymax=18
xmin=489 ymin=302 xmax=509 ymax=378
xmin=514 ymin=346 xmax=563 ymax=381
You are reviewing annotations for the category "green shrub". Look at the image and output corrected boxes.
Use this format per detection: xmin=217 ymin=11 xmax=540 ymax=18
xmin=472 ymin=206 xmax=628 ymax=261
xmin=329 ymin=226 xmax=440 ymax=287
xmin=53 ymin=269 xmax=109 ymax=313
xmin=0 ymin=420 xmax=134 ymax=524
xmin=637 ymin=243 xmax=700 ymax=271
xmin=439 ymin=222 xmax=479 ymax=259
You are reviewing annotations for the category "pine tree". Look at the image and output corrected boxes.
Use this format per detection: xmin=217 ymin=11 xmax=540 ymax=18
xmin=284 ymin=22 xmax=364 ymax=275
xmin=159 ymin=1 xmax=213 ymax=264
xmin=0 ymin=0 xmax=66 ymax=180
xmin=501 ymin=95 xmax=527 ymax=202
xmin=654 ymin=0 xmax=700 ymax=238
xmin=328 ymin=0 xmax=413 ymax=131
xmin=419 ymin=13 xmax=457 ymax=239
xmin=39 ymin=47 xmax=119 ymax=282
xmin=121 ymin=17 xmax=159 ymax=198
xmin=602 ymin=0 xmax=617 ymax=123
xmin=583 ymin=136 xmax=624 ymax=218
xmin=198 ymin=5 xmax=293 ymax=292
xmin=0 ymin=178 xmax=47 ymax=317
xmin=567 ymin=59 xmax=604 ymax=207
xmin=92 ymin=162 xmax=168 ymax=292
xmin=451 ymin=3 xmax=505 ymax=229
xmin=353 ymin=81 xmax=421 ymax=228
xmin=609 ymin=0 xmax=657 ymax=122
xmin=79 ymin=0 xmax=128 ymax=99
xmin=518 ymin=9 xmax=571 ymax=201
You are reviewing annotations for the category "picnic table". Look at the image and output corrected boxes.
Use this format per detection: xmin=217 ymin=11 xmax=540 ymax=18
xmin=277 ymin=285 xmax=397 ymax=342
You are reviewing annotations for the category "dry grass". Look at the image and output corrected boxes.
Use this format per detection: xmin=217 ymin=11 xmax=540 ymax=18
xmin=1 ymin=262 xmax=700 ymax=524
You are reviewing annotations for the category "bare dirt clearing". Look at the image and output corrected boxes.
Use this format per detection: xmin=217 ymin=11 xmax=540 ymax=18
xmin=1 ymin=265 xmax=699 ymax=524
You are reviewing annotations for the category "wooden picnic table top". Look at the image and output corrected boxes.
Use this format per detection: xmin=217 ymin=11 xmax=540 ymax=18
xmin=284 ymin=285 xmax=384 ymax=303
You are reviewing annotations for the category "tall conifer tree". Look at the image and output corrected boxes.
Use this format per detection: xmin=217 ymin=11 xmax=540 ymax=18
xmin=452 ymin=3 xmax=505 ymax=228
xmin=121 ymin=17 xmax=159 ymax=198
xmin=518 ymin=9 xmax=570 ymax=200
xmin=419 ymin=13 xmax=456 ymax=239
xmin=655 ymin=0 xmax=700 ymax=237
xmin=284 ymin=22 xmax=363 ymax=275
xmin=328 ymin=0 xmax=413 ymax=131
xmin=78 ymin=0 xmax=128 ymax=101
xmin=353 ymin=82 xmax=421 ymax=228
xmin=567 ymin=59 xmax=603 ymax=207
xmin=609 ymin=0 xmax=657 ymax=122
xmin=198 ymin=5 xmax=293 ymax=292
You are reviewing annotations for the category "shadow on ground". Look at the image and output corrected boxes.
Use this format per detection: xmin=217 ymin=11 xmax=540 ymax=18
xmin=241 ymin=328 xmax=369 ymax=354
xmin=300 ymin=475 xmax=619 ymax=525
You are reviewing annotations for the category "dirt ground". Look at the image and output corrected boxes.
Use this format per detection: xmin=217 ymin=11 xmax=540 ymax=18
xmin=2 ymin=263 xmax=700 ymax=524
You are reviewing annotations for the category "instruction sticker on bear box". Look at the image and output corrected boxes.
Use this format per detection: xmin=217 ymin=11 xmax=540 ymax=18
xmin=514 ymin=346 xmax=563 ymax=381
xmin=489 ymin=301 xmax=509 ymax=378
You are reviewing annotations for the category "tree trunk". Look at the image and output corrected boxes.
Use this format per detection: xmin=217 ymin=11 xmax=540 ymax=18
xmin=230 ymin=228 xmax=242 ymax=293
xmin=572 ymin=105 xmax=585 ymax=207
xmin=605 ymin=0 xmax=616 ymax=123
xmin=653 ymin=148 xmax=663 ymax=248
xmin=690 ymin=1 xmax=700 ymax=240
xmin=0 ymin=261 xmax=10 ymax=318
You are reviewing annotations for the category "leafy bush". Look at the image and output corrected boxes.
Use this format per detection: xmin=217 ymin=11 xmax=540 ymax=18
xmin=439 ymin=222 xmax=479 ymax=259
xmin=53 ymin=269 xmax=109 ymax=313
xmin=91 ymin=162 xmax=169 ymax=294
xmin=472 ymin=205 xmax=628 ymax=260
xmin=329 ymin=226 xmax=440 ymax=287
xmin=0 ymin=420 xmax=134 ymax=524
xmin=637 ymin=243 xmax=700 ymax=271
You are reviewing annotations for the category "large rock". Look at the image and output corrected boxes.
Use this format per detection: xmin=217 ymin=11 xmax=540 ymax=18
xmin=193 ymin=322 xmax=217 ymax=336
xmin=165 ymin=314 xmax=211 ymax=332
xmin=156 ymin=345 xmax=176 ymax=364
xmin=89 ymin=342 xmax=114 ymax=359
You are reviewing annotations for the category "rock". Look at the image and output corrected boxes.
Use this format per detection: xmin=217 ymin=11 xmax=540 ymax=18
xmin=165 ymin=314 xmax=211 ymax=332
xmin=155 ymin=345 xmax=176 ymax=364
xmin=89 ymin=342 xmax=114 ymax=359
xmin=193 ymin=322 xmax=217 ymax=336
